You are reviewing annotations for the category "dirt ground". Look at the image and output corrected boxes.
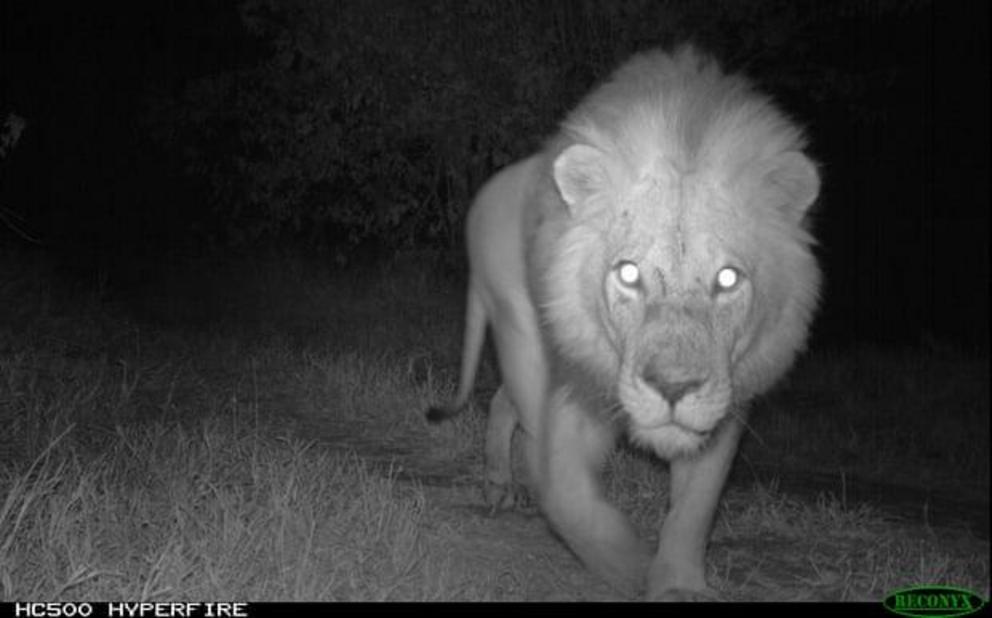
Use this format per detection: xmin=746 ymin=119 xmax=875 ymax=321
xmin=280 ymin=395 xmax=989 ymax=602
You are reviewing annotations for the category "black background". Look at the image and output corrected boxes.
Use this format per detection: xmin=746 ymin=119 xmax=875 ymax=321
xmin=1 ymin=1 xmax=988 ymax=352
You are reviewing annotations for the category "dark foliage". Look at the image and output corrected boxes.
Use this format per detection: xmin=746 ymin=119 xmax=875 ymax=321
xmin=144 ymin=0 xmax=926 ymax=255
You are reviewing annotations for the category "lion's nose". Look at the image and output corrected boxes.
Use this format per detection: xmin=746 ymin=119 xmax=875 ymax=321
xmin=642 ymin=371 xmax=704 ymax=406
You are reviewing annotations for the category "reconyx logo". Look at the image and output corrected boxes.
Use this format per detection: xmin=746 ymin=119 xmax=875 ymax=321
xmin=883 ymin=585 xmax=987 ymax=618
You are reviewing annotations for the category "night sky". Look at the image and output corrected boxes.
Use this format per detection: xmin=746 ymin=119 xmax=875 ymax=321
xmin=1 ymin=1 xmax=988 ymax=351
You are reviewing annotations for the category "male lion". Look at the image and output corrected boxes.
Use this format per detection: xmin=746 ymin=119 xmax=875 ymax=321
xmin=427 ymin=46 xmax=821 ymax=600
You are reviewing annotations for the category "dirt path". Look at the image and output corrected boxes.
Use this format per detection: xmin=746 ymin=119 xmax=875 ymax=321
xmin=280 ymin=401 xmax=988 ymax=602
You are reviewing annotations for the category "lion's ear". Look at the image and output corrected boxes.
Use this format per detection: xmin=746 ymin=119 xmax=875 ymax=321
xmin=765 ymin=151 xmax=820 ymax=223
xmin=553 ymin=144 xmax=610 ymax=212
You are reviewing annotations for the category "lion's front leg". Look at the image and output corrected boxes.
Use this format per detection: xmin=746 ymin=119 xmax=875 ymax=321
xmin=648 ymin=412 xmax=746 ymax=600
xmin=540 ymin=389 xmax=650 ymax=595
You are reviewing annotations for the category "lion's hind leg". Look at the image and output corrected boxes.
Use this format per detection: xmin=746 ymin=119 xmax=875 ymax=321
xmin=483 ymin=386 xmax=534 ymax=510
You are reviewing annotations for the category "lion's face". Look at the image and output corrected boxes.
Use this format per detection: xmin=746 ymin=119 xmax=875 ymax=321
xmin=542 ymin=141 xmax=819 ymax=458
xmin=603 ymin=168 xmax=753 ymax=456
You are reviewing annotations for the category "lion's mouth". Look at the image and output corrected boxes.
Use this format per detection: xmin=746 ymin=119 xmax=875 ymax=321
xmin=626 ymin=415 xmax=715 ymax=457
xmin=677 ymin=423 xmax=711 ymax=438
xmin=667 ymin=420 xmax=712 ymax=441
xmin=630 ymin=416 xmax=712 ymax=439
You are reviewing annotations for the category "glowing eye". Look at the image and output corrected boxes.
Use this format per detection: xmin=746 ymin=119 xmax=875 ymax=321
xmin=714 ymin=266 xmax=742 ymax=293
xmin=616 ymin=261 xmax=641 ymax=287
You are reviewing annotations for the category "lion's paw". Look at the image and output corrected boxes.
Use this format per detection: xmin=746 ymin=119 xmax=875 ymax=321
xmin=483 ymin=480 xmax=534 ymax=513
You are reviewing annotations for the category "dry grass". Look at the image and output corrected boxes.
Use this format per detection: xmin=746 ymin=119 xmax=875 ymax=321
xmin=0 ymin=411 xmax=455 ymax=600
xmin=0 ymin=249 xmax=987 ymax=601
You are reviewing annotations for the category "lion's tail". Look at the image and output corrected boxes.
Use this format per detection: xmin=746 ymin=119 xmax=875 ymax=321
xmin=425 ymin=284 xmax=486 ymax=423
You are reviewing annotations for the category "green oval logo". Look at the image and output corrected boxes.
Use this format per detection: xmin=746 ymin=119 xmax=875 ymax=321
xmin=884 ymin=585 xmax=987 ymax=618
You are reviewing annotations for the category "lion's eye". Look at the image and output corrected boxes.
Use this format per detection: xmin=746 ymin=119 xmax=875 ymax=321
xmin=615 ymin=260 xmax=641 ymax=289
xmin=713 ymin=266 xmax=743 ymax=294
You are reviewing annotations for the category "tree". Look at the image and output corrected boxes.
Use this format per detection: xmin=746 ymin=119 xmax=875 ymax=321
xmin=146 ymin=0 xmax=921 ymax=257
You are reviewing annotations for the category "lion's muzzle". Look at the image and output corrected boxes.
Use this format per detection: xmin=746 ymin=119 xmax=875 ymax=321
xmin=640 ymin=366 xmax=705 ymax=407
xmin=617 ymin=315 xmax=734 ymax=454
xmin=634 ymin=314 xmax=714 ymax=408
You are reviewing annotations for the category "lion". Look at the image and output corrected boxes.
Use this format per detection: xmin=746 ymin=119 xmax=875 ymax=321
xmin=427 ymin=46 xmax=821 ymax=600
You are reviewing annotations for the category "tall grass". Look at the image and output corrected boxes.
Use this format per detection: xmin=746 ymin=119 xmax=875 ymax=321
xmin=0 ymin=415 xmax=451 ymax=600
